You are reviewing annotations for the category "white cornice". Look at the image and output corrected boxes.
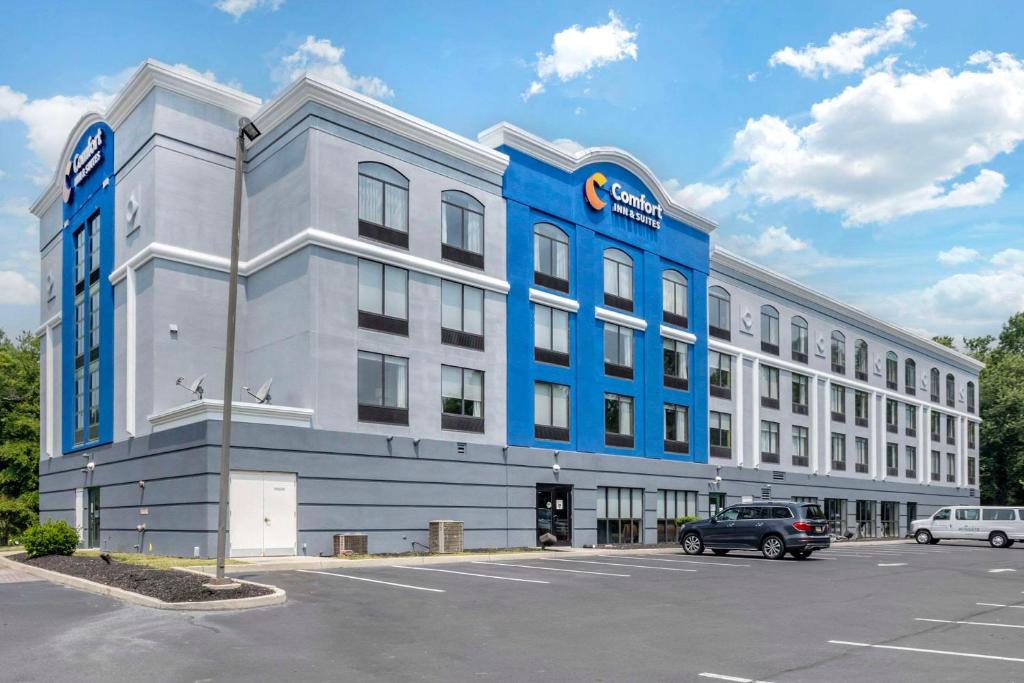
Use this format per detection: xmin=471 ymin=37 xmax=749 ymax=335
xmin=660 ymin=325 xmax=697 ymax=345
xmin=595 ymin=306 xmax=648 ymax=331
xmin=31 ymin=60 xmax=262 ymax=218
xmin=710 ymin=247 xmax=984 ymax=373
xmin=110 ymin=228 xmax=511 ymax=294
xmin=33 ymin=312 xmax=62 ymax=337
xmin=254 ymin=76 xmax=509 ymax=176
xmin=148 ymin=399 xmax=313 ymax=432
xmin=477 ymin=122 xmax=717 ymax=235
xmin=528 ymin=288 xmax=580 ymax=313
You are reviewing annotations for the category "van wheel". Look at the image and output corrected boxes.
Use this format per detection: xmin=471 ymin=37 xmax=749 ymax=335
xmin=915 ymin=530 xmax=933 ymax=545
xmin=990 ymin=532 xmax=1009 ymax=548
xmin=711 ymin=549 xmax=730 ymax=556
xmin=682 ymin=532 xmax=704 ymax=555
xmin=761 ymin=534 xmax=786 ymax=560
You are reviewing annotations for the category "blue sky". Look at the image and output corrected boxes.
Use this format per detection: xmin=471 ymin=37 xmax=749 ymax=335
xmin=1 ymin=1 xmax=1022 ymax=342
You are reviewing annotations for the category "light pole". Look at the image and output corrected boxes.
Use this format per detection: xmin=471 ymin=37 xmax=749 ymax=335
xmin=212 ymin=117 xmax=261 ymax=584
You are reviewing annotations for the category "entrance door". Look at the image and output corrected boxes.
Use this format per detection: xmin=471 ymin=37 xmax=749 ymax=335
xmin=229 ymin=471 xmax=297 ymax=557
xmin=906 ymin=503 xmax=917 ymax=535
xmin=86 ymin=487 xmax=101 ymax=548
xmin=536 ymin=484 xmax=572 ymax=546
xmin=708 ymin=492 xmax=726 ymax=517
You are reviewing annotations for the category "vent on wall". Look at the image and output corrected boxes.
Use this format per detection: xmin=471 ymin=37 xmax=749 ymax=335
xmin=761 ymin=486 xmax=772 ymax=499
xmin=456 ymin=442 xmax=467 ymax=454
xmin=772 ymin=471 xmax=785 ymax=481
xmin=970 ymin=488 xmax=976 ymax=497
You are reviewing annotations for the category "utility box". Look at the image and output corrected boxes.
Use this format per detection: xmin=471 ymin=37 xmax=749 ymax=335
xmin=333 ymin=533 xmax=368 ymax=556
xmin=428 ymin=520 xmax=464 ymax=554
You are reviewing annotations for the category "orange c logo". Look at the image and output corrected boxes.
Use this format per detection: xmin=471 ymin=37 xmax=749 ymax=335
xmin=584 ymin=172 xmax=607 ymax=211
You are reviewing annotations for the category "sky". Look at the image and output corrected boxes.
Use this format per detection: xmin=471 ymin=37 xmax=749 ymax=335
xmin=1 ymin=1 xmax=1022 ymax=344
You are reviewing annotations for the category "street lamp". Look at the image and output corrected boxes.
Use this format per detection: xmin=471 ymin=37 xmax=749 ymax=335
xmin=211 ymin=117 xmax=261 ymax=585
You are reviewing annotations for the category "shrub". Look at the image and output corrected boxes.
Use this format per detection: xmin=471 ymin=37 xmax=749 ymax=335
xmin=675 ymin=515 xmax=700 ymax=527
xmin=0 ymin=497 xmax=36 ymax=546
xmin=21 ymin=520 xmax=79 ymax=558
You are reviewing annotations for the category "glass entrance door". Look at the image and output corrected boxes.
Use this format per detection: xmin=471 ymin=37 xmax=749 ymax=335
xmin=708 ymin=492 xmax=726 ymax=518
xmin=536 ymin=484 xmax=572 ymax=546
xmin=86 ymin=487 xmax=101 ymax=548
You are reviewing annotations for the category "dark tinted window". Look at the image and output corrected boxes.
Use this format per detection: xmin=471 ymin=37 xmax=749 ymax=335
xmin=982 ymin=509 xmax=1016 ymax=521
xmin=955 ymin=508 xmax=980 ymax=521
xmin=772 ymin=507 xmax=793 ymax=519
xmin=801 ymin=505 xmax=826 ymax=520
xmin=717 ymin=507 xmax=740 ymax=521
xmin=933 ymin=508 xmax=950 ymax=521
xmin=737 ymin=507 xmax=761 ymax=520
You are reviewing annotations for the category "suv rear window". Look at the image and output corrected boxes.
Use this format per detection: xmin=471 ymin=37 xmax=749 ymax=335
xmin=801 ymin=505 xmax=825 ymax=520
xmin=983 ymin=509 xmax=1016 ymax=521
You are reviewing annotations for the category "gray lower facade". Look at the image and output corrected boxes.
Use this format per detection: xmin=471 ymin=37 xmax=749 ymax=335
xmin=39 ymin=420 xmax=979 ymax=558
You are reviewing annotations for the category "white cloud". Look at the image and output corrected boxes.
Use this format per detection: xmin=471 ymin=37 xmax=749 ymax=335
xmin=550 ymin=137 xmax=585 ymax=155
xmin=769 ymin=9 xmax=919 ymax=78
xmin=214 ymin=0 xmax=284 ymax=19
xmin=275 ymin=36 xmax=393 ymax=99
xmin=936 ymin=246 xmax=980 ymax=266
xmin=746 ymin=225 xmax=810 ymax=257
xmin=717 ymin=225 xmax=869 ymax=277
xmin=991 ymin=247 xmax=1024 ymax=269
xmin=732 ymin=51 xmax=1024 ymax=225
xmin=523 ymin=11 xmax=638 ymax=100
xmin=0 ymin=271 xmax=38 ymax=305
xmin=664 ymin=179 xmax=732 ymax=212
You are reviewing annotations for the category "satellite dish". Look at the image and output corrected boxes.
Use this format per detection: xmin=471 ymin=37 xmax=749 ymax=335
xmin=175 ymin=374 xmax=206 ymax=400
xmin=243 ymin=378 xmax=272 ymax=404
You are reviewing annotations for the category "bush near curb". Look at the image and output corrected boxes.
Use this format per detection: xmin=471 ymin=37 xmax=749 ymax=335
xmin=674 ymin=515 xmax=700 ymax=526
xmin=21 ymin=520 xmax=79 ymax=559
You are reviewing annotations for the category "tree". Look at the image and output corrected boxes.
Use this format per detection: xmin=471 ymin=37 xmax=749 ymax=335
xmin=932 ymin=335 xmax=955 ymax=349
xmin=0 ymin=331 xmax=39 ymax=543
xmin=974 ymin=315 xmax=1024 ymax=505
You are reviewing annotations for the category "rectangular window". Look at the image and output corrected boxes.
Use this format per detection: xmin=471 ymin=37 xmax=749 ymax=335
xmin=656 ymin=489 xmax=697 ymax=543
xmin=603 ymin=323 xmax=634 ymax=379
xmin=792 ymin=373 xmax=809 ymax=414
xmin=760 ymin=365 xmax=780 ymax=409
xmin=441 ymin=366 xmax=484 ymax=431
xmin=830 ymin=384 xmax=846 ymax=422
xmin=792 ymin=426 xmax=809 ymax=467
xmin=886 ymin=442 xmax=899 ymax=476
xmin=441 ymin=192 xmax=484 ymax=259
xmin=357 ymin=351 xmax=409 ymax=424
xmin=709 ymin=351 xmax=732 ymax=399
xmin=946 ymin=415 xmax=956 ymax=445
xmin=441 ymin=280 xmax=484 ymax=349
xmin=662 ymin=338 xmax=689 ymax=390
xmin=825 ymin=498 xmax=847 ymax=535
xmin=605 ymin=393 xmax=634 ymax=447
xmin=968 ymin=456 xmax=976 ymax=485
xmin=358 ymin=259 xmax=408 ymax=334
xmin=854 ymin=391 xmax=868 ymax=427
xmin=597 ymin=486 xmax=643 ymax=544
xmin=664 ymin=404 xmax=689 ymax=453
xmin=905 ymin=404 xmax=917 ymax=437
xmin=855 ymin=437 xmax=869 ymax=473
xmin=534 ymin=304 xmax=570 ymax=365
xmin=603 ymin=252 xmax=634 ymax=309
xmin=534 ymin=227 xmax=570 ymax=286
xmin=856 ymin=500 xmax=875 ymax=538
xmin=946 ymin=452 xmax=956 ymax=482
xmin=709 ymin=411 xmax=732 ymax=457
xmin=906 ymin=446 xmax=917 ymax=478
xmin=534 ymin=382 xmax=570 ymax=441
xmin=73 ymin=212 xmax=103 ymax=447
xmin=968 ymin=422 xmax=976 ymax=449
xmin=931 ymin=450 xmax=941 ymax=481
xmin=831 ymin=432 xmax=847 ymax=470
xmin=930 ymin=412 xmax=941 ymax=441
xmin=886 ymin=399 xmax=898 ymax=433
xmin=358 ymin=169 xmax=408 ymax=232
xmin=662 ymin=273 xmax=688 ymax=326
xmin=760 ymin=420 xmax=780 ymax=463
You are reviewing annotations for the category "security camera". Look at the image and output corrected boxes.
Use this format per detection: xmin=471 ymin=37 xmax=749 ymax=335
xmin=86 ymin=461 xmax=95 ymax=472
xmin=552 ymin=463 xmax=561 ymax=473
xmin=714 ymin=475 xmax=722 ymax=483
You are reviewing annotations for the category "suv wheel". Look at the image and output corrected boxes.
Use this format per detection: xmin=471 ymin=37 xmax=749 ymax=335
xmin=790 ymin=549 xmax=812 ymax=560
xmin=990 ymin=531 xmax=1009 ymax=548
xmin=682 ymin=532 xmax=704 ymax=555
xmin=915 ymin=529 xmax=933 ymax=545
xmin=761 ymin=534 xmax=785 ymax=560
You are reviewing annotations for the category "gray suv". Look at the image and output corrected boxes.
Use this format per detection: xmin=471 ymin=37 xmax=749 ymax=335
xmin=678 ymin=501 xmax=831 ymax=560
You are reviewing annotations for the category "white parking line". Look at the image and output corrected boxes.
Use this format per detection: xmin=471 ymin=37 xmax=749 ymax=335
xmin=471 ymin=561 xmax=630 ymax=577
xmin=877 ymin=563 xmax=908 ymax=567
xmin=699 ymin=673 xmax=775 ymax=683
xmin=988 ymin=568 xmax=1017 ymax=573
xmin=828 ymin=640 xmax=1024 ymax=663
xmin=541 ymin=558 xmax=696 ymax=572
xmin=394 ymin=566 xmax=549 ymax=584
xmin=600 ymin=555 xmax=750 ymax=568
xmin=977 ymin=603 xmax=1024 ymax=609
xmin=297 ymin=569 xmax=445 ymax=593
xmin=915 ymin=617 xmax=1024 ymax=629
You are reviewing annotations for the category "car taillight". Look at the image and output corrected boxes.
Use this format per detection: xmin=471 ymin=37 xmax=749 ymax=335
xmin=793 ymin=521 xmax=813 ymax=533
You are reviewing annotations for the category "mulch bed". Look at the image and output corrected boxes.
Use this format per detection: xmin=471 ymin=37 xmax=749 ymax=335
xmin=12 ymin=554 xmax=272 ymax=603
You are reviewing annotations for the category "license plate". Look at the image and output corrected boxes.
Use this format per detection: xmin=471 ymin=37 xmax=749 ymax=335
xmin=814 ymin=526 xmax=823 ymax=533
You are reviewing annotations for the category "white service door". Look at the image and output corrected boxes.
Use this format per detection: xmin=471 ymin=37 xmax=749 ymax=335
xmin=229 ymin=471 xmax=297 ymax=557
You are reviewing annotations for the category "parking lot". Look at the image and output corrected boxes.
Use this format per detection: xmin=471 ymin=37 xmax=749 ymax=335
xmin=3 ymin=541 xmax=1024 ymax=682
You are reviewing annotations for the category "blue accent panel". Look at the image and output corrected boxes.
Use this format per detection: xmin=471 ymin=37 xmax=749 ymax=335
xmin=501 ymin=147 xmax=710 ymax=462
xmin=61 ymin=121 xmax=115 ymax=455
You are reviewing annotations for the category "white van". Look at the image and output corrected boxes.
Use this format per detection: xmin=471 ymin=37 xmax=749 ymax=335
xmin=911 ymin=506 xmax=1024 ymax=547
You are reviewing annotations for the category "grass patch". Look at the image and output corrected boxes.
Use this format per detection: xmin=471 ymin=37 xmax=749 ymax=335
xmin=75 ymin=550 xmax=247 ymax=570
xmin=0 ymin=545 xmax=22 ymax=553
xmin=338 ymin=546 xmax=542 ymax=560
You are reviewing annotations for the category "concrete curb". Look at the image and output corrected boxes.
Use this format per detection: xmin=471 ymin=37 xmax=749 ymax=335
xmin=0 ymin=555 xmax=286 ymax=611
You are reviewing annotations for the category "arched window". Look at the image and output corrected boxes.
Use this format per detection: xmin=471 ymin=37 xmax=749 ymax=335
xmin=760 ymin=305 xmax=779 ymax=354
xmin=791 ymin=316 xmax=808 ymax=362
xmin=358 ymin=162 xmax=409 ymax=246
xmin=603 ymin=248 xmax=634 ymax=311
xmin=708 ymin=286 xmax=731 ymax=340
xmin=905 ymin=359 xmax=916 ymax=395
xmin=930 ymin=368 xmax=940 ymax=402
xmin=534 ymin=223 xmax=570 ymax=292
xmin=441 ymin=190 xmax=484 ymax=264
xmin=662 ymin=270 xmax=688 ymax=327
xmin=885 ymin=351 xmax=898 ymax=389
xmin=831 ymin=331 xmax=846 ymax=374
xmin=854 ymin=340 xmax=868 ymax=380
xmin=966 ymin=381 xmax=975 ymax=413
xmin=946 ymin=373 xmax=955 ymax=407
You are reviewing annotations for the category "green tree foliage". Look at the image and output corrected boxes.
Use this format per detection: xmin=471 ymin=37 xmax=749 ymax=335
xmin=932 ymin=335 xmax=955 ymax=349
xmin=0 ymin=331 xmax=39 ymax=543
